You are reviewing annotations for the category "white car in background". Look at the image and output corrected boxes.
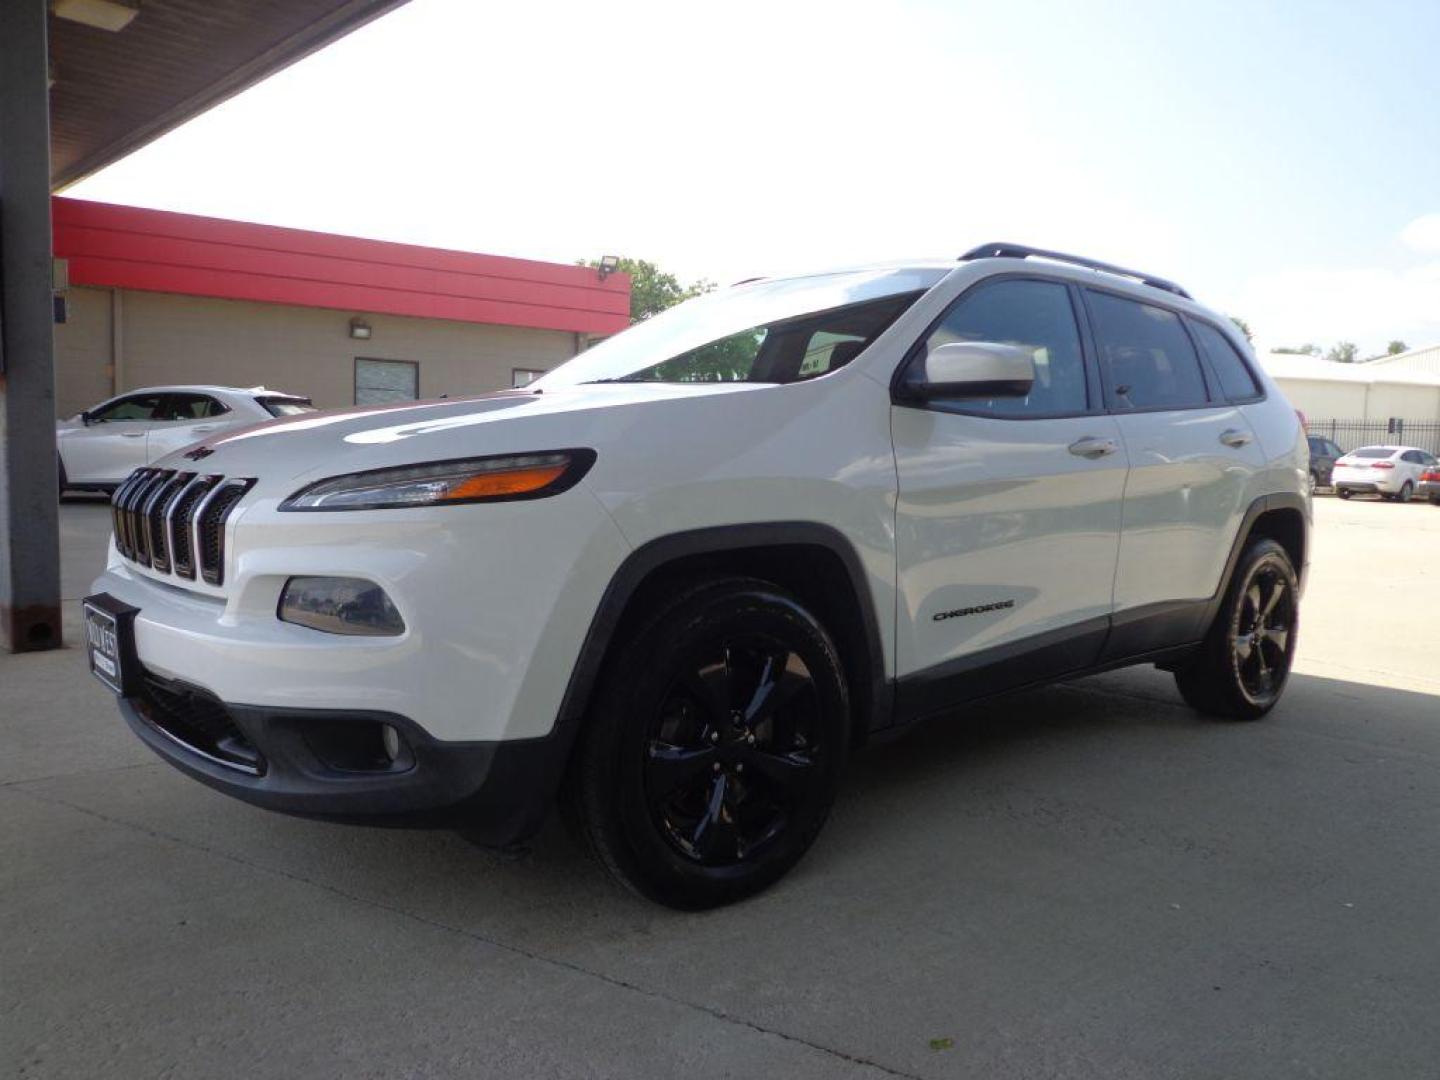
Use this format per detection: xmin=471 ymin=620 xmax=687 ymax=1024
xmin=1332 ymin=445 xmax=1438 ymax=502
xmin=58 ymin=385 xmax=314 ymax=494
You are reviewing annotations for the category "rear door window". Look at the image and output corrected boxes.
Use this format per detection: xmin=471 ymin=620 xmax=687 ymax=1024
xmin=1086 ymin=291 xmax=1210 ymax=411
xmin=163 ymin=393 xmax=229 ymax=420
xmin=1189 ymin=320 xmax=1261 ymax=401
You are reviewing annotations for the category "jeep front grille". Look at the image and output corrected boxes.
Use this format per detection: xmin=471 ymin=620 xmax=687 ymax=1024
xmin=112 ymin=468 xmax=254 ymax=587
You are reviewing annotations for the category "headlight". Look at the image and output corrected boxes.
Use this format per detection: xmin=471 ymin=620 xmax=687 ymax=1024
xmin=279 ymin=449 xmax=595 ymax=511
xmin=278 ymin=576 xmax=405 ymax=636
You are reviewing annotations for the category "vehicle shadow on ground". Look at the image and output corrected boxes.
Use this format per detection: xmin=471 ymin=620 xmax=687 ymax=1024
xmin=128 ymin=661 xmax=1431 ymax=944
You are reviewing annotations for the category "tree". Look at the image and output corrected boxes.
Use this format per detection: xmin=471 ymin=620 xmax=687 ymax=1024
xmin=1387 ymin=340 xmax=1408 ymax=356
xmin=1325 ymin=341 xmax=1358 ymax=364
xmin=1227 ymin=315 xmax=1254 ymax=343
xmin=1273 ymin=344 xmax=1321 ymax=356
xmin=578 ymin=257 xmax=715 ymax=324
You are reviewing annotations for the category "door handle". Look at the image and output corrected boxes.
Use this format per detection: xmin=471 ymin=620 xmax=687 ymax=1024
xmin=1219 ymin=428 xmax=1253 ymax=449
xmin=119 ymin=432 xmax=146 ymax=438
xmin=1068 ymin=436 xmax=1119 ymax=459
xmin=191 ymin=425 xmax=217 ymax=433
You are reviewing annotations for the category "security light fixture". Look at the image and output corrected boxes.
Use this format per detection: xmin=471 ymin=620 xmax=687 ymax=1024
xmin=597 ymin=255 xmax=621 ymax=281
xmin=53 ymin=0 xmax=140 ymax=32
xmin=349 ymin=317 xmax=372 ymax=341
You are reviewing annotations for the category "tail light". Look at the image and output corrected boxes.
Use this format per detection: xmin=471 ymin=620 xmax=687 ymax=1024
xmin=1371 ymin=461 xmax=1395 ymax=469
xmin=1423 ymin=470 xmax=1440 ymax=482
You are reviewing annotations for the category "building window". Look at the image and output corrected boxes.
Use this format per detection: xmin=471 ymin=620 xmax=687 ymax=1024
xmin=512 ymin=368 xmax=545 ymax=388
xmin=355 ymin=358 xmax=418 ymax=405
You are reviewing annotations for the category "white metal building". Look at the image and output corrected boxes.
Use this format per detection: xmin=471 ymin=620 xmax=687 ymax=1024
xmin=1260 ymin=353 xmax=1440 ymax=422
xmin=1361 ymin=343 xmax=1440 ymax=379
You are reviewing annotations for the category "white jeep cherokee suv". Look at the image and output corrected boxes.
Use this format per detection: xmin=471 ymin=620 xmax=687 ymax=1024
xmin=85 ymin=244 xmax=1309 ymax=909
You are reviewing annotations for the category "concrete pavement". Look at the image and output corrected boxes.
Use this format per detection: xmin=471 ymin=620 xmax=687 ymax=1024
xmin=3 ymin=495 xmax=1439 ymax=1078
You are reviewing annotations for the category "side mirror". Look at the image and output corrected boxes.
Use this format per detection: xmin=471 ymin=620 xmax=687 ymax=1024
xmin=909 ymin=341 xmax=1036 ymax=400
xmin=80 ymin=411 xmax=95 ymax=425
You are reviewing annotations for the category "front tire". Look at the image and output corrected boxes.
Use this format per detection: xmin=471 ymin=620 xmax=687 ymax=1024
xmin=1308 ymin=471 xmax=1318 ymax=495
xmin=568 ymin=577 xmax=849 ymax=909
xmin=1337 ymin=488 xmax=1352 ymax=500
xmin=1174 ymin=538 xmax=1299 ymax=721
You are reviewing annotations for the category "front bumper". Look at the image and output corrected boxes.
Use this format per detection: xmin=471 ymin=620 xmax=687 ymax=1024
xmin=120 ymin=667 xmax=573 ymax=843
xmin=93 ymin=484 xmax=631 ymax=743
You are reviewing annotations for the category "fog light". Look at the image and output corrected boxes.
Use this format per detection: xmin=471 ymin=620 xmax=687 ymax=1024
xmin=381 ymin=723 xmax=402 ymax=762
xmin=278 ymin=576 xmax=405 ymax=636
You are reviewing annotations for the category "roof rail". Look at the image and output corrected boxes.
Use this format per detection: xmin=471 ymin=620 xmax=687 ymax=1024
xmin=958 ymin=242 xmax=1193 ymax=300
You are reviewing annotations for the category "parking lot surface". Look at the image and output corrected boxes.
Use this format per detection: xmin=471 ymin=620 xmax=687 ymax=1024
xmin=4 ymin=495 xmax=1439 ymax=1079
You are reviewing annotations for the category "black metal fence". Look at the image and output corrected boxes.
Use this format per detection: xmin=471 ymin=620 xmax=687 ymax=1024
xmin=1308 ymin=418 xmax=1440 ymax=456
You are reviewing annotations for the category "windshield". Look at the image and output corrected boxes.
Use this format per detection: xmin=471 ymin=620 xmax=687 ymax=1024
xmin=258 ymin=396 xmax=316 ymax=418
xmin=533 ymin=267 xmax=947 ymax=388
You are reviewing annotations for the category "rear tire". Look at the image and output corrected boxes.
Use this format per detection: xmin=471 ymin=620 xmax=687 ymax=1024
xmin=1174 ymin=538 xmax=1298 ymax=721
xmin=567 ymin=577 xmax=849 ymax=909
xmin=1397 ymin=481 xmax=1414 ymax=503
xmin=1307 ymin=471 xmax=1318 ymax=495
xmin=1337 ymin=488 xmax=1352 ymax=500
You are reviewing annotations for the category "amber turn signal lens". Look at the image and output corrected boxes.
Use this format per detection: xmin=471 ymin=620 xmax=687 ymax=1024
xmin=445 ymin=464 xmax=568 ymax=501
xmin=281 ymin=450 xmax=596 ymax=511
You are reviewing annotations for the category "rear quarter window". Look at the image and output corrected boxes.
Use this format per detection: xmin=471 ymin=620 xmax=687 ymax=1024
xmin=1189 ymin=320 xmax=1261 ymax=401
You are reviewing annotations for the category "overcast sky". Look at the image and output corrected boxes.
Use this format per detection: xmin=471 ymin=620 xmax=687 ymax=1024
xmin=69 ymin=0 xmax=1440 ymax=358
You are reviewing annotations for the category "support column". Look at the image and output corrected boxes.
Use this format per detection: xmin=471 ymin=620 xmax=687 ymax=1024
xmin=0 ymin=0 xmax=63 ymax=652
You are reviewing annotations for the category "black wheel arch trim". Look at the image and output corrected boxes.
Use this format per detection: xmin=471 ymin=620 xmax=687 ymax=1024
xmin=1202 ymin=491 xmax=1309 ymax=622
xmin=554 ymin=522 xmax=892 ymax=738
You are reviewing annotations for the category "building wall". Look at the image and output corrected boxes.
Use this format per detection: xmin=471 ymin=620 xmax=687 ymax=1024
xmin=1271 ymin=377 xmax=1368 ymax=420
xmin=52 ymin=286 xmax=579 ymax=416
xmin=1270 ymin=375 xmax=1440 ymax=424
xmin=54 ymin=286 xmax=113 ymax=417
xmin=1367 ymin=382 xmax=1440 ymax=422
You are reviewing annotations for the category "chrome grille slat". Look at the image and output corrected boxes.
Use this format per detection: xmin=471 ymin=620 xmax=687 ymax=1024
xmin=165 ymin=475 xmax=211 ymax=579
xmin=111 ymin=467 xmax=253 ymax=587
xmin=145 ymin=472 xmax=190 ymax=574
xmin=110 ymin=472 xmax=144 ymax=557
xmin=197 ymin=480 xmax=254 ymax=587
xmin=119 ymin=469 xmax=157 ymax=561
xmin=127 ymin=471 xmax=170 ymax=567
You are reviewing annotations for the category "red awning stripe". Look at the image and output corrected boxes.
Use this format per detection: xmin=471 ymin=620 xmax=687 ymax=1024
xmin=52 ymin=197 xmax=631 ymax=335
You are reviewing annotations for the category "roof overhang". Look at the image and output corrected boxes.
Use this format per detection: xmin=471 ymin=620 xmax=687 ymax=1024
xmin=49 ymin=0 xmax=411 ymax=189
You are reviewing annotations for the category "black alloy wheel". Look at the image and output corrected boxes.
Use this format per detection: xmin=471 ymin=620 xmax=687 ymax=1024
xmin=1174 ymin=538 xmax=1299 ymax=720
xmin=644 ymin=637 xmax=821 ymax=867
xmin=568 ymin=577 xmax=848 ymax=909
xmin=1228 ymin=559 xmax=1297 ymax=709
